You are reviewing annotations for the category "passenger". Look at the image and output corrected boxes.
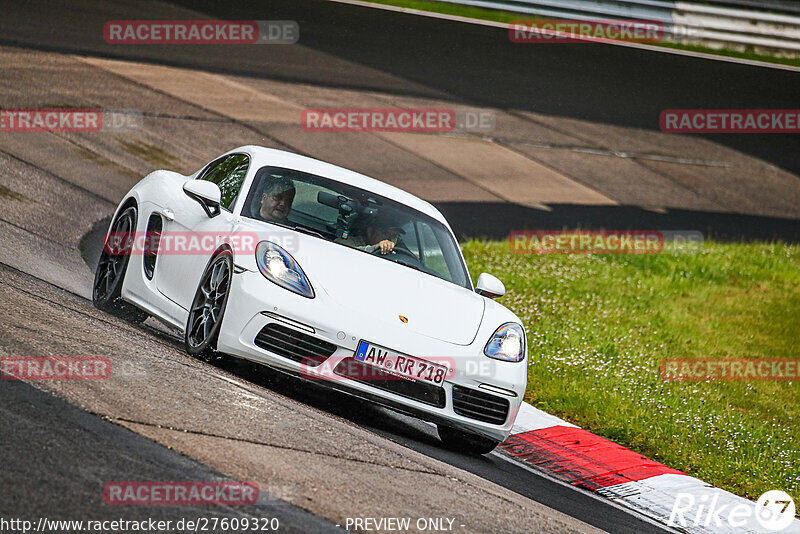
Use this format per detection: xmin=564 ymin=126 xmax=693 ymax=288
xmin=259 ymin=177 xmax=296 ymax=222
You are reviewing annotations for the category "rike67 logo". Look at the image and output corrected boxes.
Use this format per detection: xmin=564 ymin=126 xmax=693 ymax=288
xmin=669 ymin=490 xmax=796 ymax=531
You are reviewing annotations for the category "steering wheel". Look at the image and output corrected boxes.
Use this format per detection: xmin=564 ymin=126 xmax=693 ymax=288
xmin=372 ymin=245 xmax=420 ymax=264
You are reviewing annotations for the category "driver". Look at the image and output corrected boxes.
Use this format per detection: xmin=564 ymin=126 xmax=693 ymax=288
xmin=259 ymin=176 xmax=296 ymax=222
xmin=336 ymin=219 xmax=405 ymax=255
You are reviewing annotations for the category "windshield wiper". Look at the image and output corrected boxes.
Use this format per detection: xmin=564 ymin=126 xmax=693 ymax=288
xmin=268 ymin=221 xmax=327 ymax=240
xmin=289 ymin=225 xmax=326 ymax=239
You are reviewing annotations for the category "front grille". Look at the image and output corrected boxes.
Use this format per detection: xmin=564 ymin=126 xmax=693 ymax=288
xmin=452 ymin=385 xmax=510 ymax=425
xmin=254 ymin=323 xmax=336 ymax=366
xmin=333 ymin=358 xmax=446 ymax=408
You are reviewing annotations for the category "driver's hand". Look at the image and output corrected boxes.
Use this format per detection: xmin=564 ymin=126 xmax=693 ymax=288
xmin=375 ymin=239 xmax=395 ymax=254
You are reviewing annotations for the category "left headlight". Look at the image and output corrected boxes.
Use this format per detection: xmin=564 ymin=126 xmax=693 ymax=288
xmin=255 ymin=241 xmax=314 ymax=299
xmin=484 ymin=323 xmax=526 ymax=362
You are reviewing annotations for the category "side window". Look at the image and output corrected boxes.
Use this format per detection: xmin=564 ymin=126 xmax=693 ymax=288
xmin=198 ymin=154 xmax=250 ymax=211
xmin=418 ymin=222 xmax=451 ymax=279
xmin=290 ymin=180 xmax=339 ymax=224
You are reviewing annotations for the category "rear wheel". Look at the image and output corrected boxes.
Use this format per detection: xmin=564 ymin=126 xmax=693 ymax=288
xmin=437 ymin=425 xmax=500 ymax=455
xmin=92 ymin=205 xmax=149 ymax=323
xmin=184 ymin=251 xmax=233 ymax=361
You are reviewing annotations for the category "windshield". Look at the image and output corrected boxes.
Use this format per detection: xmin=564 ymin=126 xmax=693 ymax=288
xmin=241 ymin=166 xmax=470 ymax=289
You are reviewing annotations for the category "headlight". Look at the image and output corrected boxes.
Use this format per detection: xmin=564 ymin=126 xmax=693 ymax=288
xmin=255 ymin=241 xmax=314 ymax=298
xmin=484 ymin=323 xmax=525 ymax=362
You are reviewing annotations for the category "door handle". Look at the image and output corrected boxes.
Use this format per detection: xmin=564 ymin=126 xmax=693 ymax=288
xmin=163 ymin=209 xmax=175 ymax=221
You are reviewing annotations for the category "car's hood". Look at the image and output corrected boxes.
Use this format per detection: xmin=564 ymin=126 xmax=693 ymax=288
xmin=286 ymin=231 xmax=484 ymax=346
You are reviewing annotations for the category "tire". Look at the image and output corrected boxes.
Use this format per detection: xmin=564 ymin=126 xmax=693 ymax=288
xmin=437 ymin=425 xmax=500 ymax=455
xmin=184 ymin=250 xmax=233 ymax=361
xmin=92 ymin=205 xmax=149 ymax=324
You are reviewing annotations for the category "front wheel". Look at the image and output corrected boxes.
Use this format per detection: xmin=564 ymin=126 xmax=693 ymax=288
xmin=184 ymin=251 xmax=233 ymax=361
xmin=437 ymin=425 xmax=500 ymax=455
xmin=92 ymin=205 xmax=149 ymax=323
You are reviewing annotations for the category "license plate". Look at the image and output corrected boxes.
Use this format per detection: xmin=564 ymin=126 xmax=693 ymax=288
xmin=354 ymin=341 xmax=448 ymax=385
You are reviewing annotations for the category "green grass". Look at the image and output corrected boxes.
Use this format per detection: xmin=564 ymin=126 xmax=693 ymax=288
xmin=360 ymin=0 xmax=800 ymax=68
xmin=461 ymin=240 xmax=800 ymax=504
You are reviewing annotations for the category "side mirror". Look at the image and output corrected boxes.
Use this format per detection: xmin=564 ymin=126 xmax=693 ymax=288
xmin=475 ymin=273 xmax=505 ymax=299
xmin=183 ymin=180 xmax=221 ymax=218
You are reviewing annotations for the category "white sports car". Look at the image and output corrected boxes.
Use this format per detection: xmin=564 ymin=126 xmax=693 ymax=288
xmin=93 ymin=146 xmax=527 ymax=454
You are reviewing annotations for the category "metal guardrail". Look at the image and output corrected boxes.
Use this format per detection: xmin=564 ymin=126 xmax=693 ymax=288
xmin=436 ymin=0 xmax=800 ymax=54
xmin=700 ymin=0 xmax=800 ymax=15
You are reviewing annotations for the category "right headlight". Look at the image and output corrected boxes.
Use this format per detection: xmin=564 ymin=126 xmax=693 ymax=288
xmin=255 ymin=241 xmax=314 ymax=298
xmin=484 ymin=323 xmax=526 ymax=362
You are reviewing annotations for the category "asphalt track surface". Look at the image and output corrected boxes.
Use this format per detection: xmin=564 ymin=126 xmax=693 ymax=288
xmin=0 ymin=0 xmax=798 ymax=533
xmin=173 ymin=0 xmax=800 ymax=176
xmin=4 ymin=0 xmax=799 ymax=176
xmin=2 ymin=0 xmax=798 ymax=240
xmin=0 ymin=379 xmax=337 ymax=533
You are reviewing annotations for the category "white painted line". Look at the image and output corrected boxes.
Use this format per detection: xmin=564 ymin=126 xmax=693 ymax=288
xmin=510 ymin=400 xmax=578 ymax=434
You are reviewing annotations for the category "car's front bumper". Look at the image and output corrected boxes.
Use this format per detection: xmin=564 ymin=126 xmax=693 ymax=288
xmin=217 ymin=270 xmax=527 ymax=442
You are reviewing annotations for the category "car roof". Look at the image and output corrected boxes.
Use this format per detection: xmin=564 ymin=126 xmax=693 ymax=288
xmin=226 ymin=145 xmax=448 ymax=225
